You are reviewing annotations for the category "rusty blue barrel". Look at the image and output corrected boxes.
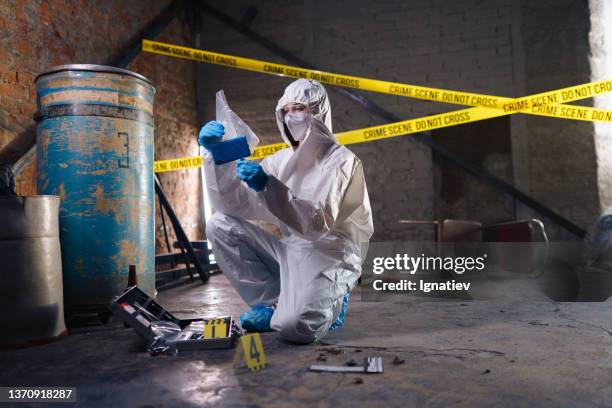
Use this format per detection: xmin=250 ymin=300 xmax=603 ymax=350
xmin=35 ymin=65 xmax=156 ymax=317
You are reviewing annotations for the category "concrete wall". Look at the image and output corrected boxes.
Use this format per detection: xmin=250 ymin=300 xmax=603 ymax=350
xmin=515 ymin=0 xmax=598 ymax=240
xmin=0 ymin=0 xmax=202 ymax=251
xmin=590 ymin=0 xmax=612 ymax=216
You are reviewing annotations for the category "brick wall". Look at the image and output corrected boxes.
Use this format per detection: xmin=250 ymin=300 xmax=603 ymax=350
xmin=0 ymin=0 xmax=202 ymax=250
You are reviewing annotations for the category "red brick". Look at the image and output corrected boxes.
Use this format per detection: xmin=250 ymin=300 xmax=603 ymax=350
xmin=15 ymin=70 xmax=33 ymax=85
xmin=16 ymin=38 xmax=30 ymax=56
xmin=15 ymin=161 xmax=36 ymax=196
xmin=27 ymin=86 xmax=35 ymax=102
xmin=49 ymin=0 xmax=71 ymax=15
xmin=51 ymin=54 xmax=64 ymax=66
xmin=0 ymin=49 xmax=11 ymax=68
xmin=0 ymin=81 xmax=28 ymax=99
xmin=2 ymin=95 xmax=23 ymax=116
xmin=15 ymin=0 xmax=24 ymax=21
xmin=0 ymin=68 xmax=17 ymax=83
xmin=19 ymin=102 xmax=36 ymax=117
xmin=39 ymin=1 xmax=51 ymax=26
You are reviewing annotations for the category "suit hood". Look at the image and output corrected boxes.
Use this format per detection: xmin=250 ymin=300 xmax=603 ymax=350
xmin=275 ymin=79 xmax=335 ymax=149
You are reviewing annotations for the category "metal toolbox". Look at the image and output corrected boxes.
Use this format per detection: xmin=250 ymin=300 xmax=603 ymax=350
xmin=109 ymin=286 xmax=241 ymax=351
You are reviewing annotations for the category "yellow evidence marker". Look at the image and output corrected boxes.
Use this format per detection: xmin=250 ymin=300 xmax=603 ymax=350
xmin=234 ymin=333 xmax=267 ymax=371
xmin=203 ymin=318 xmax=228 ymax=339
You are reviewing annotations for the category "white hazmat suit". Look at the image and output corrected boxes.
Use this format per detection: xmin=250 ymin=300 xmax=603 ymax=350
xmin=204 ymin=79 xmax=374 ymax=343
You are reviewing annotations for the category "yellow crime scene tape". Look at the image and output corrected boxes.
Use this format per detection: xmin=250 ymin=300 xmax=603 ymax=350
xmin=154 ymin=156 xmax=203 ymax=173
xmin=143 ymin=39 xmax=612 ymax=122
xmin=153 ymin=102 xmax=595 ymax=169
xmin=154 ymin=107 xmax=497 ymax=171
xmin=145 ymin=39 xmax=612 ymax=168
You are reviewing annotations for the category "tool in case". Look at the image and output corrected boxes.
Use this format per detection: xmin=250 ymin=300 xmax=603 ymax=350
xmin=109 ymin=286 xmax=242 ymax=351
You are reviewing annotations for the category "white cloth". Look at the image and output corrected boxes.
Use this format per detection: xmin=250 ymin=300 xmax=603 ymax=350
xmin=204 ymin=79 xmax=374 ymax=343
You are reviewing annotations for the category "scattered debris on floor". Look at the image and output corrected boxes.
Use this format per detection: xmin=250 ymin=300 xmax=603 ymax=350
xmin=322 ymin=347 xmax=343 ymax=355
xmin=310 ymin=356 xmax=383 ymax=374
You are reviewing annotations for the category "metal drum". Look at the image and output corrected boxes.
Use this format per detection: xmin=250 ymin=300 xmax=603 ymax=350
xmin=35 ymin=65 xmax=156 ymax=317
xmin=0 ymin=196 xmax=67 ymax=348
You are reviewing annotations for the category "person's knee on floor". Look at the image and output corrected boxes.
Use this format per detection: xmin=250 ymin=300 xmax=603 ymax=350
xmin=275 ymin=307 xmax=335 ymax=344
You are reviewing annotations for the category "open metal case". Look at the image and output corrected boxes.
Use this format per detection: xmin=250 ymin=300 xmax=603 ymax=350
xmin=109 ymin=286 xmax=242 ymax=351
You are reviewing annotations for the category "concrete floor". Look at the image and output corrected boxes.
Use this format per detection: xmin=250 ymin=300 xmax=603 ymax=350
xmin=1 ymin=274 xmax=612 ymax=407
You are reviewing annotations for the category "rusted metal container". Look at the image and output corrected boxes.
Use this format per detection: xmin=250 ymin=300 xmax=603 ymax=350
xmin=35 ymin=65 xmax=156 ymax=317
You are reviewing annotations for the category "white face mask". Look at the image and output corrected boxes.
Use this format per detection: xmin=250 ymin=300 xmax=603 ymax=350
xmin=284 ymin=111 xmax=311 ymax=141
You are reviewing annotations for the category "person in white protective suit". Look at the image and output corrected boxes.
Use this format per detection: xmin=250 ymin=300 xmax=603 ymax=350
xmin=200 ymin=79 xmax=374 ymax=343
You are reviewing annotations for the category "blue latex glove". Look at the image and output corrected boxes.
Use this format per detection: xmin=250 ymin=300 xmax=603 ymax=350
xmin=198 ymin=121 xmax=224 ymax=150
xmin=329 ymin=293 xmax=350 ymax=332
xmin=240 ymin=305 xmax=274 ymax=332
xmin=236 ymin=159 xmax=268 ymax=192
